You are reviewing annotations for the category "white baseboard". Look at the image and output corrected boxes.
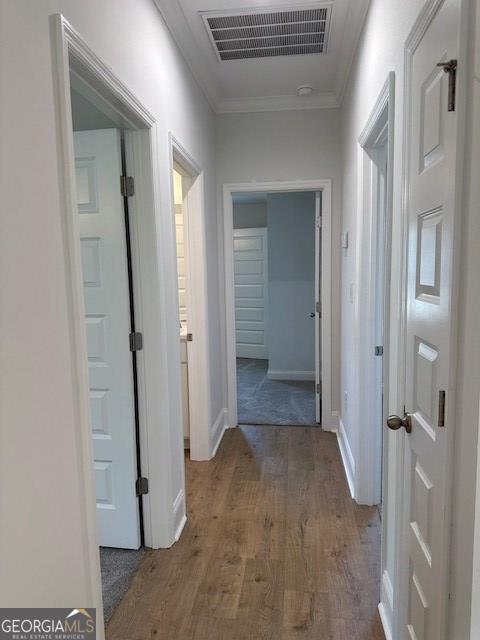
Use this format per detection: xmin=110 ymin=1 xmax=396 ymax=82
xmin=267 ymin=369 xmax=315 ymax=381
xmin=337 ymin=418 xmax=355 ymax=499
xmin=322 ymin=410 xmax=339 ymax=431
xmin=211 ymin=408 xmax=227 ymax=457
xmin=379 ymin=570 xmax=394 ymax=640
xmin=173 ymin=489 xmax=186 ymax=541
xmin=378 ymin=602 xmax=393 ymax=640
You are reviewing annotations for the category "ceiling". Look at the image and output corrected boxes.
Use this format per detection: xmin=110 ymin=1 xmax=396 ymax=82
xmin=153 ymin=0 xmax=370 ymax=113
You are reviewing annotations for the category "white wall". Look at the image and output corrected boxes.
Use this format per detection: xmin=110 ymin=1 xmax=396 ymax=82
xmin=338 ymin=0 xmax=479 ymax=637
xmin=233 ymin=201 xmax=267 ymax=229
xmin=266 ymin=192 xmax=315 ymax=379
xmin=0 ymin=0 xmax=220 ymax=616
xmin=216 ymin=109 xmax=342 ymax=416
xmin=338 ymin=1 xmax=430 ymax=634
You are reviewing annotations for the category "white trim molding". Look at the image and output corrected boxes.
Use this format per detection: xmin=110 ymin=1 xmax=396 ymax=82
xmin=173 ymin=489 xmax=187 ymax=541
xmin=356 ymin=72 xmax=395 ymax=506
xmin=211 ymin=408 xmax=228 ymax=457
xmin=337 ymin=419 xmax=355 ymax=499
xmin=216 ymin=93 xmax=339 ymax=114
xmin=378 ymin=570 xmax=394 ymax=640
xmin=223 ymin=179 xmax=335 ymax=430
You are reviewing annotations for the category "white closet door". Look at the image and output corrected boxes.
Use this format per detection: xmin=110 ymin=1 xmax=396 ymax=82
xmin=74 ymin=129 xmax=140 ymax=549
xmin=401 ymin=0 xmax=461 ymax=636
xmin=234 ymin=228 xmax=268 ymax=360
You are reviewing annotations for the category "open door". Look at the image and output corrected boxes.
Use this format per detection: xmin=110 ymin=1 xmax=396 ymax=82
xmin=74 ymin=128 xmax=141 ymax=549
xmin=314 ymin=191 xmax=322 ymax=423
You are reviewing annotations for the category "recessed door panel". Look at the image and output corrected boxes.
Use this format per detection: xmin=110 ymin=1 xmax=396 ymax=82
xmin=420 ymin=67 xmax=445 ymax=172
xmin=416 ymin=209 xmax=443 ymax=301
xmin=413 ymin=339 xmax=438 ymax=427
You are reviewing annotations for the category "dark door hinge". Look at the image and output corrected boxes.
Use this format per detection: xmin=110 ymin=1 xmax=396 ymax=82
xmin=316 ymin=383 xmax=320 ymax=394
xmin=136 ymin=477 xmax=149 ymax=496
xmin=129 ymin=332 xmax=143 ymax=352
xmin=438 ymin=390 xmax=446 ymax=427
xmin=375 ymin=346 xmax=384 ymax=356
xmin=120 ymin=175 xmax=135 ymax=197
xmin=437 ymin=59 xmax=457 ymax=112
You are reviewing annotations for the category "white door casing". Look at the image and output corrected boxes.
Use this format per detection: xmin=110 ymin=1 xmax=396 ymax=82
xmin=314 ymin=192 xmax=322 ymax=423
xmin=233 ymin=227 xmax=268 ymax=360
xmin=74 ymin=128 xmax=140 ymax=549
xmin=402 ymin=0 xmax=461 ymax=637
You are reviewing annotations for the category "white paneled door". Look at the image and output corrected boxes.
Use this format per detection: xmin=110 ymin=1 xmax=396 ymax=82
xmin=74 ymin=129 xmax=140 ymax=549
xmin=234 ymin=228 xmax=268 ymax=359
xmin=401 ymin=1 xmax=461 ymax=637
xmin=314 ymin=192 xmax=321 ymax=423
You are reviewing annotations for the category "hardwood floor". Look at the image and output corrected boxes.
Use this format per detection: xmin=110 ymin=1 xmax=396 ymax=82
xmin=106 ymin=426 xmax=385 ymax=640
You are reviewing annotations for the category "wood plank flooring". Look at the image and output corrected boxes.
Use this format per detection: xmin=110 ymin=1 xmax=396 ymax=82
xmin=106 ymin=426 xmax=385 ymax=640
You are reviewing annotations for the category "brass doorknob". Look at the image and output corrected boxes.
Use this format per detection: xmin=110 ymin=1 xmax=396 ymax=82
xmin=386 ymin=414 xmax=412 ymax=434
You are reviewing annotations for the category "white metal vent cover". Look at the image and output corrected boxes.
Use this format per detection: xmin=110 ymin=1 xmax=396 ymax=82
xmin=201 ymin=4 xmax=333 ymax=61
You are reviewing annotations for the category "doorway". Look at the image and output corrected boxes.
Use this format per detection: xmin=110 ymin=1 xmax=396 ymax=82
xmin=70 ymin=76 xmax=145 ymax=622
xmin=169 ymin=137 xmax=214 ymax=461
xmin=223 ymin=179 xmax=334 ymax=430
xmin=232 ymin=190 xmax=318 ymax=426
xmin=356 ymin=73 xmax=394 ymax=507
xmin=52 ymin=14 xmax=190 ymax=633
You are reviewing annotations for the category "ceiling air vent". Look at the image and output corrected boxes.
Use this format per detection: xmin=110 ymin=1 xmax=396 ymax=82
xmin=201 ymin=4 xmax=332 ymax=61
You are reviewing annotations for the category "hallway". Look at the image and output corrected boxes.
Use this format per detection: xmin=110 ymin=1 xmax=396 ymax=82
xmin=106 ymin=426 xmax=384 ymax=639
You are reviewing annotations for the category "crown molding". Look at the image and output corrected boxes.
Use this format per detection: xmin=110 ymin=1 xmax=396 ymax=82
xmin=151 ymin=0 xmax=220 ymax=112
xmin=216 ymin=92 xmax=339 ymax=114
xmin=334 ymin=0 xmax=371 ymax=105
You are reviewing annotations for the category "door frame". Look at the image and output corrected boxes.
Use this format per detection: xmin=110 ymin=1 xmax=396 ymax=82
xmin=356 ymin=73 xmax=397 ymax=638
xmin=356 ymin=72 xmax=395 ymax=507
xmin=51 ymin=14 xmax=186 ymax=631
xmin=168 ymin=135 xmax=214 ymax=461
xmin=223 ymin=179 xmax=334 ymax=429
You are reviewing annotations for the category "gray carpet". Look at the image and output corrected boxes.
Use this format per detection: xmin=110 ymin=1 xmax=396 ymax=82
xmin=100 ymin=547 xmax=144 ymax=621
xmin=237 ymin=358 xmax=318 ymax=426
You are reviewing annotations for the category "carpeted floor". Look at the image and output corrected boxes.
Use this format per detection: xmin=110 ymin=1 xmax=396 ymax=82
xmin=236 ymin=358 xmax=318 ymax=426
xmin=100 ymin=547 xmax=145 ymax=621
